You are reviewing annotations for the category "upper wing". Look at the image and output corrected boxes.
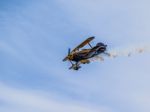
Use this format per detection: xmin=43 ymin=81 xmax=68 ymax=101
xmin=63 ymin=36 xmax=95 ymax=61
xmin=71 ymin=36 xmax=95 ymax=52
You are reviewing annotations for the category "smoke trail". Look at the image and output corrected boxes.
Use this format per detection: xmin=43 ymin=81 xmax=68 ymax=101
xmin=108 ymin=43 xmax=150 ymax=58
xmin=91 ymin=43 xmax=150 ymax=61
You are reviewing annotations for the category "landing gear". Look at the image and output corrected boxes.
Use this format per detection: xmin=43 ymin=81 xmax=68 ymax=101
xmin=69 ymin=62 xmax=81 ymax=70
xmin=73 ymin=65 xmax=81 ymax=70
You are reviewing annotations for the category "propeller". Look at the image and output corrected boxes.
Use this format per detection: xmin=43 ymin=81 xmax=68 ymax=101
xmin=68 ymin=48 xmax=71 ymax=55
xmin=63 ymin=48 xmax=73 ymax=61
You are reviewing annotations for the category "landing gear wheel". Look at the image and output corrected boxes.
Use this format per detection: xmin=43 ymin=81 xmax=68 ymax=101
xmin=73 ymin=66 xmax=81 ymax=70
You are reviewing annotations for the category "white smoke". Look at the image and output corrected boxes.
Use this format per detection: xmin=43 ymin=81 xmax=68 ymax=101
xmin=91 ymin=43 xmax=150 ymax=61
xmin=108 ymin=43 xmax=150 ymax=58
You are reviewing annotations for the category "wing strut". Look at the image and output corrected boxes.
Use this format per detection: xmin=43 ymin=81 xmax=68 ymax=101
xmin=88 ymin=43 xmax=93 ymax=48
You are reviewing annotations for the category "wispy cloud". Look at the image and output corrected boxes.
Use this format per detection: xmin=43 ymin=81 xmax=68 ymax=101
xmin=0 ymin=82 xmax=112 ymax=112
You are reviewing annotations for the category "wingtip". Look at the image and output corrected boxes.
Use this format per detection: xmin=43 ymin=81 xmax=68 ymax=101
xmin=89 ymin=36 xmax=95 ymax=39
xmin=62 ymin=58 xmax=67 ymax=62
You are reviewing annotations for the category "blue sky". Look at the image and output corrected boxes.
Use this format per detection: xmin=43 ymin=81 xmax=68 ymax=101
xmin=0 ymin=0 xmax=150 ymax=112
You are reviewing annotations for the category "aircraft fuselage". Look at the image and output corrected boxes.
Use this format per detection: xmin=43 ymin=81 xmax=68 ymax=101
xmin=71 ymin=43 xmax=107 ymax=62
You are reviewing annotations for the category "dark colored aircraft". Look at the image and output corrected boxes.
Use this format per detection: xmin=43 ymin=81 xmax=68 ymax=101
xmin=63 ymin=36 xmax=109 ymax=70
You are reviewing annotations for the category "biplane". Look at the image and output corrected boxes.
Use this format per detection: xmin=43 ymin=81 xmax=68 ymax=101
xmin=63 ymin=36 xmax=109 ymax=70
